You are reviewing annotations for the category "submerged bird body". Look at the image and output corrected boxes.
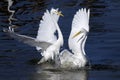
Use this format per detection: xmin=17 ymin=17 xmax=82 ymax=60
xmin=60 ymin=34 xmax=87 ymax=69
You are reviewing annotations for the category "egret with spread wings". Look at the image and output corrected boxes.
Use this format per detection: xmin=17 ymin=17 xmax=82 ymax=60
xmin=59 ymin=8 xmax=90 ymax=69
xmin=4 ymin=8 xmax=64 ymax=64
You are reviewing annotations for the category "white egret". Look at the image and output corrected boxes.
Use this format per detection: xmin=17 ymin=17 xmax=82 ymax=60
xmin=36 ymin=8 xmax=64 ymax=64
xmin=4 ymin=8 xmax=64 ymax=64
xmin=59 ymin=8 xmax=90 ymax=69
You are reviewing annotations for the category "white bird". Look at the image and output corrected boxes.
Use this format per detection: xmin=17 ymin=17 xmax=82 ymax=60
xmin=36 ymin=8 xmax=64 ymax=64
xmin=4 ymin=8 xmax=64 ymax=64
xmin=4 ymin=8 xmax=90 ymax=69
xmin=58 ymin=8 xmax=90 ymax=69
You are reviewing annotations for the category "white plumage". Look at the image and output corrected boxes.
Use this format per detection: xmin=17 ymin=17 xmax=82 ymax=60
xmin=36 ymin=9 xmax=59 ymax=44
xmin=69 ymin=8 xmax=90 ymax=56
xmin=36 ymin=8 xmax=63 ymax=63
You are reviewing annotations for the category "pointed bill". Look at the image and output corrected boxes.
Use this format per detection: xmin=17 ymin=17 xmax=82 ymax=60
xmin=56 ymin=11 xmax=64 ymax=17
xmin=72 ymin=31 xmax=81 ymax=38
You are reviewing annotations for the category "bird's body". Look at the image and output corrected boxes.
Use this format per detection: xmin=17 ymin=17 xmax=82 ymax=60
xmin=58 ymin=8 xmax=90 ymax=69
xmin=4 ymin=8 xmax=90 ymax=69
xmin=59 ymin=29 xmax=88 ymax=69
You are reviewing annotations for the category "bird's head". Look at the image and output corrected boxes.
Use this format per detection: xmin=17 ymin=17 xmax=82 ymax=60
xmin=50 ymin=8 xmax=64 ymax=17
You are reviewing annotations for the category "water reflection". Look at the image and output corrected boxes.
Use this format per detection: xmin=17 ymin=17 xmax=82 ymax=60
xmin=2 ymin=0 xmax=48 ymax=30
xmin=32 ymin=64 xmax=88 ymax=80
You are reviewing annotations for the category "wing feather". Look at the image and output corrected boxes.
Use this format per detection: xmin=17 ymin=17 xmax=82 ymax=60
xmin=36 ymin=9 xmax=59 ymax=44
xmin=36 ymin=8 xmax=60 ymax=51
xmin=4 ymin=29 xmax=51 ymax=51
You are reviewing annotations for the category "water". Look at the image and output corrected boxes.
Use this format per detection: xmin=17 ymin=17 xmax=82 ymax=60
xmin=0 ymin=0 xmax=120 ymax=80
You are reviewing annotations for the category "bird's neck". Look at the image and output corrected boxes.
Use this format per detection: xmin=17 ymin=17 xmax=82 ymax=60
xmin=51 ymin=16 xmax=63 ymax=47
xmin=56 ymin=25 xmax=63 ymax=46
xmin=81 ymin=36 xmax=87 ymax=55
xmin=74 ymin=34 xmax=87 ymax=62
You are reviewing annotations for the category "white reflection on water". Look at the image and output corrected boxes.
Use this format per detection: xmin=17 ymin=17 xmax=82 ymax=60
xmin=7 ymin=0 xmax=14 ymax=25
xmin=31 ymin=63 xmax=88 ymax=80
xmin=7 ymin=0 xmax=17 ymax=31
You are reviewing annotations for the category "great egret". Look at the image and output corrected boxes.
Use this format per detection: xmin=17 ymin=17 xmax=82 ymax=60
xmin=4 ymin=8 xmax=63 ymax=64
xmin=36 ymin=8 xmax=64 ymax=64
xmin=57 ymin=8 xmax=90 ymax=69
xmin=4 ymin=8 xmax=90 ymax=69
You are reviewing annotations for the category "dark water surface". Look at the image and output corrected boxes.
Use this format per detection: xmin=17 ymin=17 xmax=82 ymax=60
xmin=0 ymin=0 xmax=120 ymax=80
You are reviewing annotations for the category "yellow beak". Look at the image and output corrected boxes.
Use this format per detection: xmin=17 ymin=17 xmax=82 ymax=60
xmin=56 ymin=11 xmax=64 ymax=17
xmin=72 ymin=31 xmax=81 ymax=38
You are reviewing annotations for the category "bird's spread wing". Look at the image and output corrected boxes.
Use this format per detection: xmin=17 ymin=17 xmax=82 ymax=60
xmin=3 ymin=28 xmax=51 ymax=51
xmin=71 ymin=8 xmax=90 ymax=33
xmin=68 ymin=8 xmax=90 ymax=53
xmin=36 ymin=9 xmax=59 ymax=44
xmin=36 ymin=9 xmax=60 ymax=51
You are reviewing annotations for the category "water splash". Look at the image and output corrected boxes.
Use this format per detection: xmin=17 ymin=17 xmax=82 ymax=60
xmin=7 ymin=0 xmax=17 ymax=31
